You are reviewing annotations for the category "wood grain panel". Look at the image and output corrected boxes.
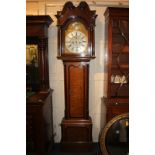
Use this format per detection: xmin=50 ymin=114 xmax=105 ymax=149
xmin=64 ymin=62 xmax=89 ymax=119
xmin=69 ymin=64 xmax=85 ymax=118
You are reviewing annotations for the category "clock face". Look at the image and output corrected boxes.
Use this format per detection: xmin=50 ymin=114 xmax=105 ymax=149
xmin=65 ymin=22 xmax=88 ymax=54
xmin=65 ymin=31 xmax=88 ymax=53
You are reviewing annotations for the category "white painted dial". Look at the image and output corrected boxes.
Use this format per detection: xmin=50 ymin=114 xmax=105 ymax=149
xmin=65 ymin=31 xmax=88 ymax=53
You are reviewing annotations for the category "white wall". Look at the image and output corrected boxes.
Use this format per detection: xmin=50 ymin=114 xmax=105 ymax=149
xmin=26 ymin=0 xmax=128 ymax=142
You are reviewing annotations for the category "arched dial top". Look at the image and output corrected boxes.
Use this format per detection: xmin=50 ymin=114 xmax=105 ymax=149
xmin=65 ymin=21 xmax=88 ymax=54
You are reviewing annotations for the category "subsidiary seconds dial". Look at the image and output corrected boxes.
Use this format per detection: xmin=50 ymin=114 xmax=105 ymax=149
xmin=65 ymin=31 xmax=88 ymax=54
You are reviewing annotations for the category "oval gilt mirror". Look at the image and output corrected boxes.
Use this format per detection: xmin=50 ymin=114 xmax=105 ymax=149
xmin=99 ymin=113 xmax=129 ymax=155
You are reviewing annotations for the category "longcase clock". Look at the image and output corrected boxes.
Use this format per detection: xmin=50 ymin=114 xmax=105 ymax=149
xmin=56 ymin=1 xmax=97 ymax=151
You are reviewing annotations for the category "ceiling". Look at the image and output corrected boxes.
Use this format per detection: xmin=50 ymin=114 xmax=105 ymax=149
xmin=26 ymin=0 xmax=129 ymax=7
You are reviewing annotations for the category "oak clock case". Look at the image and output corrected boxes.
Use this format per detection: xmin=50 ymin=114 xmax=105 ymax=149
xmin=103 ymin=8 xmax=129 ymax=122
xmin=56 ymin=1 xmax=97 ymax=151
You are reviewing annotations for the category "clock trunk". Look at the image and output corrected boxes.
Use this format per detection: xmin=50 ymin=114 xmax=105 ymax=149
xmin=64 ymin=62 xmax=89 ymax=119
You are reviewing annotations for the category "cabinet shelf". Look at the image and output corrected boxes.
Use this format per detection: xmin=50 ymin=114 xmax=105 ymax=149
xmin=110 ymin=83 xmax=129 ymax=85
xmin=104 ymin=97 xmax=129 ymax=103
xmin=112 ymin=41 xmax=129 ymax=53
xmin=112 ymin=51 xmax=129 ymax=55
xmin=112 ymin=64 xmax=129 ymax=69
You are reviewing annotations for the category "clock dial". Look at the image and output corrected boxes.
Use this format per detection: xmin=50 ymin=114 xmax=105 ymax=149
xmin=65 ymin=31 xmax=88 ymax=53
xmin=65 ymin=21 xmax=88 ymax=54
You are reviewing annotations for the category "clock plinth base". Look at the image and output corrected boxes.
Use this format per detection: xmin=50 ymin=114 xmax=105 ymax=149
xmin=61 ymin=141 xmax=93 ymax=152
xmin=60 ymin=117 xmax=92 ymax=152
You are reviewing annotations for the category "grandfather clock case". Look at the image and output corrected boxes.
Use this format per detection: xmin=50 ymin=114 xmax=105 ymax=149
xmin=56 ymin=2 xmax=97 ymax=151
xmin=104 ymin=8 xmax=129 ymax=122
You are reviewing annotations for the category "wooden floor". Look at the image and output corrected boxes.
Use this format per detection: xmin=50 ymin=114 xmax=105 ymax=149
xmin=49 ymin=143 xmax=101 ymax=155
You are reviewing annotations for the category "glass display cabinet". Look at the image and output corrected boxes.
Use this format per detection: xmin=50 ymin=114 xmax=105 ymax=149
xmin=103 ymin=7 xmax=129 ymax=122
xmin=26 ymin=15 xmax=54 ymax=155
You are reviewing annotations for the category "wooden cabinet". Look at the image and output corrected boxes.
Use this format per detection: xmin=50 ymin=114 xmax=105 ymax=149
xmin=26 ymin=16 xmax=53 ymax=155
xmin=26 ymin=15 xmax=53 ymax=91
xmin=26 ymin=90 xmax=53 ymax=155
xmin=104 ymin=98 xmax=129 ymax=122
xmin=103 ymin=8 xmax=129 ymax=122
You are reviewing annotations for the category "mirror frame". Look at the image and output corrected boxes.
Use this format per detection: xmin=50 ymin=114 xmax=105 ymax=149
xmin=99 ymin=113 xmax=129 ymax=155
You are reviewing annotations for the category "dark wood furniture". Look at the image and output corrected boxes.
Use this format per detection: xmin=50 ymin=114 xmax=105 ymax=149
xmin=103 ymin=8 xmax=129 ymax=122
xmin=26 ymin=15 xmax=54 ymax=155
xmin=55 ymin=1 xmax=97 ymax=151
xmin=26 ymin=15 xmax=53 ymax=91
xmin=26 ymin=90 xmax=53 ymax=155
